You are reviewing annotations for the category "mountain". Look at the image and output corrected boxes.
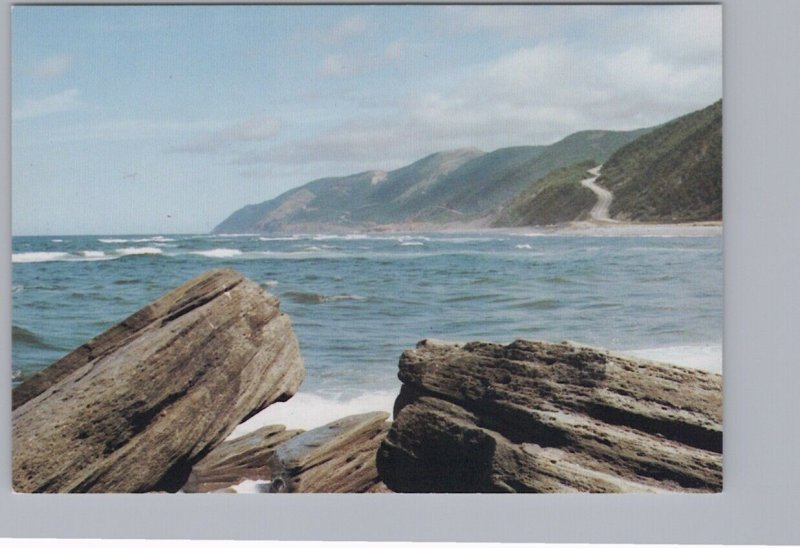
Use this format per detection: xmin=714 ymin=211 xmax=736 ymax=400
xmin=598 ymin=100 xmax=722 ymax=222
xmin=491 ymin=161 xmax=597 ymax=227
xmin=212 ymin=127 xmax=649 ymax=234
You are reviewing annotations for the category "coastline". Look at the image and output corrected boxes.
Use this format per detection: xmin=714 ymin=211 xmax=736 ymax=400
xmin=216 ymin=220 xmax=724 ymax=239
xmin=364 ymin=220 xmax=723 ymax=238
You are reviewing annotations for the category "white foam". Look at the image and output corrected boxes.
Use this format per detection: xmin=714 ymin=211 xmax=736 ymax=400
xmin=79 ymin=250 xmax=107 ymax=259
xmin=190 ymin=248 xmax=242 ymax=258
xmin=101 ymin=236 xmax=175 ymax=244
xmin=12 ymin=251 xmax=71 ymax=263
xmin=227 ymin=389 xmax=398 ymax=439
xmin=12 ymin=285 xmax=23 ymax=293
xmin=624 ymin=344 xmax=722 ymax=374
xmin=515 ymin=244 xmax=533 ymax=249
xmin=51 ymin=239 xmax=63 ymax=243
xmin=231 ymin=479 xmax=271 ymax=494
xmin=400 ymin=241 xmax=424 ymax=246
xmin=115 ymin=246 xmax=164 ymax=256
xmin=213 ymin=233 xmax=259 ymax=238
xmin=258 ymin=236 xmax=302 ymax=241
xmin=261 ymin=280 xmax=279 ymax=288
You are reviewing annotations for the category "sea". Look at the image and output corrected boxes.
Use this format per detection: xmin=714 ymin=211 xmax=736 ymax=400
xmin=11 ymin=230 xmax=722 ymax=433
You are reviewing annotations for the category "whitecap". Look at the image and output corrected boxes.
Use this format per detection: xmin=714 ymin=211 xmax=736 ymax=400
xmin=213 ymin=233 xmax=259 ymax=238
xmin=258 ymin=236 xmax=302 ymax=242
xmin=12 ymin=284 xmax=23 ymax=293
xmin=189 ymin=248 xmax=242 ymax=258
xmin=99 ymin=238 xmax=129 ymax=243
xmin=261 ymin=280 xmax=279 ymax=288
xmin=515 ymin=244 xmax=533 ymax=249
xmin=51 ymin=239 xmax=63 ymax=243
xmin=12 ymin=251 xmax=71 ymax=263
xmin=115 ymin=247 xmax=164 ymax=256
xmin=400 ymin=241 xmax=424 ymax=246
xmin=79 ymin=250 xmax=107 ymax=259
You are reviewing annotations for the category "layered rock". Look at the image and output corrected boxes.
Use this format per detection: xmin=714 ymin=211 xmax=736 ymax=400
xmin=13 ymin=268 xmax=305 ymax=493
xmin=182 ymin=424 xmax=303 ymax=493
xmin=377 ymin=339 xmax=722 ymax=493
xmin=267 ymin=412 xmax=391 ymax=493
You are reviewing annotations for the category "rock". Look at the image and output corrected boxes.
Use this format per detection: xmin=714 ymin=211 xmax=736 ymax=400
xmin=377 ymin=339 xmax=722 ymax=493
xmin=267 ymin=412 xmax=390 ymax=493
xmin=12 ymin=268 xmax=305 ymax=493
xmin=182 ymin=424 xmax=303 ymax=493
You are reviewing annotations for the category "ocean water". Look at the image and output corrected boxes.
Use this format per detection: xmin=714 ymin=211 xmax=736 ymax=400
xmin=11 ymin=231 xmax=722 ymax=430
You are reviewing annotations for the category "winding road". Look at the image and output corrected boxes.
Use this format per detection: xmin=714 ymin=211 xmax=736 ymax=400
xmin=580 ymin=165 xmax=616 ymax=222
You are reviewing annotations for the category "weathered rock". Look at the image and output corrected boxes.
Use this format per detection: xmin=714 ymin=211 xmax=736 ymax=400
xmin=267 ymin=411 xmax=390 ymax=493
xmin=182 ymin=424 xmax=303 ymax=493
xmin=13 ymin=268 xmax=305 ymax=493
xmin=377 ymin=339 xmax=722 ymax=493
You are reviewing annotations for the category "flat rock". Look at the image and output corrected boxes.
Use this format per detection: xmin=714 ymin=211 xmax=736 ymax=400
xmin=268 ymin=411 xmax=390 ymax=493
xmin=182 ymin=424 xmax=303 ymax=493
xmin=13 ymin=268 xmax=305 ymax=493
xmin=377 ymin=339 xmax=722 ymax=493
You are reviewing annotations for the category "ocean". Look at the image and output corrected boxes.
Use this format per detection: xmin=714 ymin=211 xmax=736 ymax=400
xmin=11 ymin=230 xmax=722 ymax=432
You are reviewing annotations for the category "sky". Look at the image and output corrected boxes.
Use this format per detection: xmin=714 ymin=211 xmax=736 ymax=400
xmin=11 ymin=5 xmax=722 ymax=235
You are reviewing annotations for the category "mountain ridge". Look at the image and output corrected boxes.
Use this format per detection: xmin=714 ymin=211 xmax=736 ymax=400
xmin=213 ymin=101 xmax=721 ymax=234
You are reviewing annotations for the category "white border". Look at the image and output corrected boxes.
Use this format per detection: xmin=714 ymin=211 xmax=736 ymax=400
xmin=3 ymin=0 xmax=800 ymax=543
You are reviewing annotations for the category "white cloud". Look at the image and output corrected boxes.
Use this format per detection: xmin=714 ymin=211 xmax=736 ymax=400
xmin=168 ymin=116 xmax=283 ymax=154
xmin=13 ymin=88 xmax=81 ymax=120
xmin=263 ymin=29 xmax=721 ymax=172
xmin=31 ymin=53 xmax=73 ymax=79
xmin=322 ymin=15 xmax=370 ymax=45
xmin=319 ymin=54 xmax=355 ymax=77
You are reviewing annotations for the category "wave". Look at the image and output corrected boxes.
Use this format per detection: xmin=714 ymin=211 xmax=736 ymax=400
xmin=258 ymin=236 xmax=303 ymax=242
xmin=508 ymin=298 xmax=561 ymax=310
xmin=189 ymin=248 xmax=243 ymax=258
xmin=51 ymin=239 xmax=63 ymax=243
xmin=212 ymin=233 xmax=260 ymax=238
xmin=79 ymin=250 xmax=107 ymax=259
xmin=99 ymin=236 xmax=175 ymax=244
xmin=283 ymin=290 xmax=365 ymax=304
xmin=12 ymin=251 xmax=71 ymax=263
xmin=624 ymin=344 xmax=722 ymax=374
xmin=400 ymin=241 xmax=424 ymax=246
xmin=12 ymin=325 xmax=60 ymax=350
xmin=227 ymin=389 xmax=398 ymax=437
xmin=515 ymin=244 xmax=533 ymax=249
xmin=12 ymin=284 xmax=24 ymax=293
xmin=261 ymin=280 xmax=279 ymax=288
xmin=115 ymin=246 xmax=164 ymax=256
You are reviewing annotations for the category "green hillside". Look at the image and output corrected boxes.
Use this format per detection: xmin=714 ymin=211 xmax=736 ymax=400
xmin=599 ymin=100 xmax=722 ymax=222
xmin=492 ymin=161 xmax=597 ymax=226
xmin=212 ymin=127 xmax=648 ymax=233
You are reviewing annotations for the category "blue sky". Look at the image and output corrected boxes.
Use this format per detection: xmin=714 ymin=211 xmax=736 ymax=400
xmin=12 ymin=5 xmax=722 ymax=235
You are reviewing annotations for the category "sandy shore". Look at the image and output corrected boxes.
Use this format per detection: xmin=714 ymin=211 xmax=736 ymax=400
xmin=366 ymin=220 xmax=722 ymax=238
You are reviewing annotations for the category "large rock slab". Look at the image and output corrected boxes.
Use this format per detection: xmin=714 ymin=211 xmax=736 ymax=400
xmin=377 ymin=339 xmax=722 ymax=493
xmin=13 ymin=268 xmax=305 ymax=493
xmin=182 ymin=424 xmax=303 ymax=493
xmin=267 ymin=411 xmax=390 ymax=493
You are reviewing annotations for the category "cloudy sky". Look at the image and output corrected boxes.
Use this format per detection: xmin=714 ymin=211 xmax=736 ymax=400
xmin=12 ymin=5 xmax=721 ymax=235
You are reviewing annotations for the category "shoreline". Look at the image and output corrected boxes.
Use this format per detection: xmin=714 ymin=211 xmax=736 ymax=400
xmin=366 ymin=220 xmax=723 ymax=238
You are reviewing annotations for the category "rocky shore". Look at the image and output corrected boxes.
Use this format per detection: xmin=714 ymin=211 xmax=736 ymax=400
xmin=12 ymin=269 xmax=722 ymax=493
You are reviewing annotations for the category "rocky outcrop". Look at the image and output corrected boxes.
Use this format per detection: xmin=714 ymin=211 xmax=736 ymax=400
xmin=267 ymin=412 xmax=391 ymax=493
xmin=12 ymin=268 xmax=305 ymax=493
xmin=182 ymin=424 xmax=303 ymax=493
xmin=377 ymin=339 xmax=722 ymax=493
